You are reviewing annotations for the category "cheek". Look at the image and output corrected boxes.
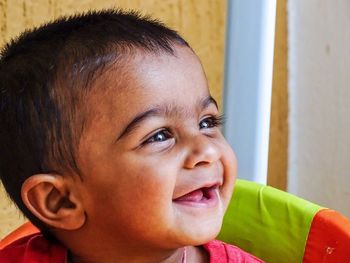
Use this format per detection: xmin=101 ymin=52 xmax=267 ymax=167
xmin=217 ymin=139 xmax=237 ymax=205
xmin=217 ymin=135 xmax=237 ymax=177
xmin=90 ymin=162 xmax=176 ymax=214
xmin=82 ymin=170 xmax=170 ymax=238
xmin=92 ymin=164 xmax=179 ymax=238
xmin=224 ymin=144 xmax=237 ymax=178
xmin=126 ymin=162 xmax=176 ymax=192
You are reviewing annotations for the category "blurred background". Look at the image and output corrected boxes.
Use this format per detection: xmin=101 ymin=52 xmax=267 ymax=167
xmin=1 ymin=0 xmax=349 ymax=238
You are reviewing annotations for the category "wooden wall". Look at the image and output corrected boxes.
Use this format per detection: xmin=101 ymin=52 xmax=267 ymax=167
xmin=267 ymin=0 xmax=288 ymax=190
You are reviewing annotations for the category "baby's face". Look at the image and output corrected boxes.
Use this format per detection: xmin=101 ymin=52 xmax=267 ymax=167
xmin=76 ymin=46 xmax=237 ymax=250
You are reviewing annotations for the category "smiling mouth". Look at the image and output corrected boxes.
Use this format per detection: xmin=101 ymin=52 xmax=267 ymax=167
xmin=173 ymin=185 xmax=219 ymax=207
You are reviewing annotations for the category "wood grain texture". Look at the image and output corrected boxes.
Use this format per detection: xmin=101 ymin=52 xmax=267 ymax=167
xmin=0 ymin=184 xmax=27 ymax=238
xmin=0 ymin=0 xmax=226 ymax=238
xmin=267 ymin=0 xmax=288 ymax=190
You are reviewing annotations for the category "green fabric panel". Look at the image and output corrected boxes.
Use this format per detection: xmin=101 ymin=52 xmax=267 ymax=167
xmin=218 ymin=179 xmax=323 ymax=263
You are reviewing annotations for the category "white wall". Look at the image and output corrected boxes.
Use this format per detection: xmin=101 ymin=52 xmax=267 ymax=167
xmin=288 ymin=0 xmax=350 ymax=217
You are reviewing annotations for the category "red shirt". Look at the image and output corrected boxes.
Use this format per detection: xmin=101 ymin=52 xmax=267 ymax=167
xmin=203 ymin=240 xmax=264 ymax=263
xmin=0 ymin=234 xmax=264 ymax=262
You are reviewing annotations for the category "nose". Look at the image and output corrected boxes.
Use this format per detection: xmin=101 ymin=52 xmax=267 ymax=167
xmin=183 ymin=134 xmax=221 ymax=169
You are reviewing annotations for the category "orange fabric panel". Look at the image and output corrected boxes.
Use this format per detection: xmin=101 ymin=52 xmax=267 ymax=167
xmin=303 ymin=209 xmax=350 ymax=263
xmin=0 ymin=222 xmax=39 ymax=249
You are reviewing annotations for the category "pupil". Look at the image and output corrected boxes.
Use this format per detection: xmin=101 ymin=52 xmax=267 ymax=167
xmin=201 ymin=121 xmax=208 ymax=128
xmin=156 ymin=133 xmax=164 ymax=141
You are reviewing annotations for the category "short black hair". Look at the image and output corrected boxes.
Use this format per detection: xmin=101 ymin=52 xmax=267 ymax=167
xmin=0 ymin=9 xmax=188 ymax=230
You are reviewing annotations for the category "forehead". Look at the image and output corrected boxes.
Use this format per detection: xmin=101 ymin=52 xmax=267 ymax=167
xmin=85 ymin=46 xmax=211 ymax=127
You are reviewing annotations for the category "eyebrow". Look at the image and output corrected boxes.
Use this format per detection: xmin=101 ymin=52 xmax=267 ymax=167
xmin=202 ymin=96 xmax=218 ymax=110
xmin=116 ymin=95 xmax=218 ymax=141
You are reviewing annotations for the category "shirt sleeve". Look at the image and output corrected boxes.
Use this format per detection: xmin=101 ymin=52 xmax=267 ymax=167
xmin=0 ymin=234 xmax=67 ymax=263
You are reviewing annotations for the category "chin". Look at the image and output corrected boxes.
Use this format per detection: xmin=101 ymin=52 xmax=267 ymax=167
xmin=181 ymin=216 xmax=224 ymax=246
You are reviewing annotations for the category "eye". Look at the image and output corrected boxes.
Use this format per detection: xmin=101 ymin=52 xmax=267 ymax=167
xmin=143 ymin=129 xmax=172 ymax=144
xmin=199 ymin=115 xmax=225 ymax=129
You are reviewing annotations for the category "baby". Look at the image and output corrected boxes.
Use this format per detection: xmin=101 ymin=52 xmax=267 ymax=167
xmin=0 ymin=10 xmax=263 ymax=263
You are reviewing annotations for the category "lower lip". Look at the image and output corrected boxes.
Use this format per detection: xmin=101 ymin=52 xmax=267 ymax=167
xmin=173 ymin=187 xmax=219 ymax=208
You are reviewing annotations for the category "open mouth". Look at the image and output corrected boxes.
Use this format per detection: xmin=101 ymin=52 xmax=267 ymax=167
xmin=173 ymin=185 xmax=219 ymax=207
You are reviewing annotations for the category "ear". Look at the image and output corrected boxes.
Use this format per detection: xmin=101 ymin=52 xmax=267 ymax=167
xmin=21 ymin=174 xmax=86 ymax=230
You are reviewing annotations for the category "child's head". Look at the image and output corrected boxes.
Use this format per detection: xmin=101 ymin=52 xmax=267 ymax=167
xmin=0 ymin=9 xmax=236 ymax=261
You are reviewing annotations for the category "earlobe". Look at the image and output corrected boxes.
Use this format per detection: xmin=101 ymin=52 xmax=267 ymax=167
xmin=21 ymin=174 xmax=86 ymax=230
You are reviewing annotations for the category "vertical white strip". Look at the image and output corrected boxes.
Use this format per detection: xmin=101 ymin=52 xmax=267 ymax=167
xmin=223 ymin=0 xmax=276 ymax=184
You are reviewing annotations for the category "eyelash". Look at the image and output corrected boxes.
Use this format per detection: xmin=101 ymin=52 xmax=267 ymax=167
xmin=142 ymin=114 xmax=225 ymax=145
xmin=199 ymin=114 xmax=225 ymax=129
xmin=143 ymin=129 xmax=172 ymax=145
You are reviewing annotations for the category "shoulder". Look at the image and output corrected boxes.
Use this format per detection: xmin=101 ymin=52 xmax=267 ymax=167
xmin=0 ymin=233 xmax=67 ymax=263
xmin=202 ymin=240 xmax=265 ymax=263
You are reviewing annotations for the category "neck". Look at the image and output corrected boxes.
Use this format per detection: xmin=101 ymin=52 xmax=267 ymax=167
xmin=60 ymin=229 xmax=208 ymax=263
xmin=69 ymin=247 xmax=185 ymax=263
xmin=69 ymin=245 xmax=209 ymax=263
